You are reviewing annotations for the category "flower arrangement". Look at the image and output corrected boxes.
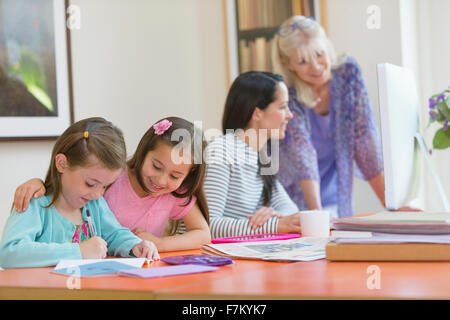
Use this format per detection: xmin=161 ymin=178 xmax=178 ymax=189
xmin=428 ymin=86 xmax=450 ymax=149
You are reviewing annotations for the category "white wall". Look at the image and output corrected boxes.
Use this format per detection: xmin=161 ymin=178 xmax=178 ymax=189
xmin=416 ymin=0 xmax=450 ymax=211
xmin=0 ymin=0 xmax=227 ymax=238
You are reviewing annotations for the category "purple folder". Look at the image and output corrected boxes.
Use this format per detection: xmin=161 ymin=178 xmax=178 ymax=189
xmin=117 ymin=264 xmax=218 ymax=278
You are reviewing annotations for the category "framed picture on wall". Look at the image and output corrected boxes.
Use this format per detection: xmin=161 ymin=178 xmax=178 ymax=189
xmin=0 ymin=0 xmax=74 ymax=140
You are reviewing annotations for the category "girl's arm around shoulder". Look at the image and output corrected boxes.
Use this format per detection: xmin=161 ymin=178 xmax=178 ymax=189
xmin=13 ymin=178 xmax=46 ymax=213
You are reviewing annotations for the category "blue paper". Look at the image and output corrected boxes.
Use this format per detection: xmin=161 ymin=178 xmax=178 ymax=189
xmin=53 ymin=260 xmax=138 ymax=277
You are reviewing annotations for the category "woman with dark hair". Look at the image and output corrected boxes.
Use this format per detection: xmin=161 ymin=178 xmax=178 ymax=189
xmin=205 ymin=71 xmax=301 ymax=238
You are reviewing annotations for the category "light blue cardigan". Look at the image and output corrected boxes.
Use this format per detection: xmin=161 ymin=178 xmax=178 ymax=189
xmin=0 ymin=195 xmax=142 ymax=269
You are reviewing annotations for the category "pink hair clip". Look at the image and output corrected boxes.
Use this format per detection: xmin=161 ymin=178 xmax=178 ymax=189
xmin=153 ymin=119 xmax=172 ymax=135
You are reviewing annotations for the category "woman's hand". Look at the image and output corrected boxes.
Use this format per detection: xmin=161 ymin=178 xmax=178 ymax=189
xmin=14 ymin=178 xmax=46 ymax=213
xmin=247 ymin=207 xmax=282 ymax=229
xmin=389 ymin=206 xmax=423 ymax=212
xmin=132 ymin=240 xmax=160 ymax=261
xmin=277 ymin=213 xmax=301 ymax=234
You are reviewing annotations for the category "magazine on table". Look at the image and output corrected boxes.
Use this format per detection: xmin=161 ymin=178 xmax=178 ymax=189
xmin=202 ymin=237 xmax=329 ymax=262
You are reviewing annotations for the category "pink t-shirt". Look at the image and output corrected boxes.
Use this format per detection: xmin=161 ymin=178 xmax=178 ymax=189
xmin=104 ymin=169 xmax=196 ymax=237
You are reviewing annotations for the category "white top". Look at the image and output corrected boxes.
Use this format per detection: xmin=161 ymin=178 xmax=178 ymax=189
xmin=204 ymin=133 xmax=298 ymax=238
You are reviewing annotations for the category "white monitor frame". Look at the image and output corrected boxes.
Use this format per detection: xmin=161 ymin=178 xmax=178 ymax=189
xmin=377 ymin=63 xmax=420 ymax=209
xmin=377 ymin=63 xmax=449 ymax=211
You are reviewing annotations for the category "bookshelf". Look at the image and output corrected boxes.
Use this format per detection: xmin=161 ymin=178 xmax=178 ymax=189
xmin=223 ymin=0 xmax=326 ymax=86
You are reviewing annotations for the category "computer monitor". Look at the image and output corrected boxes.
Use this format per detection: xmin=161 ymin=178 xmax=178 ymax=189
xmin=376 ymin=63 xmax=421 ymax=210
xmin=377 ymin=63 xmax=450 ymax=212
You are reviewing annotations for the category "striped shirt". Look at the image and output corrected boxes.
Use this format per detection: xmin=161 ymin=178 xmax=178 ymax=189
xmin=204 ymin=133 xmax=298 ymax=238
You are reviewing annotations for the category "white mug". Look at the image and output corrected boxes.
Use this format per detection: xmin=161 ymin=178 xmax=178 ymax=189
xmin=299 ymin=210 xmax=330 ymax=237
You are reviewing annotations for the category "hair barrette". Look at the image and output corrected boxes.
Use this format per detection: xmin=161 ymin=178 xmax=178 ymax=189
xmin=153 ymin=119 xmax=172 ymax=135
xmin=83 ymin=131 xmax=89 ymax=139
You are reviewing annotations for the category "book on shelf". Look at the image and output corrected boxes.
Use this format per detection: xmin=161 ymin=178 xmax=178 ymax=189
xmin=326 ymin=211 xmax=450 ymax=261
xmin=237 ymin=0 xmax=297 ymax=30
xmin=239 ymin=37 xmax=274 ymax=73
xmin=235 ymin=0 xmax=316 ymax=73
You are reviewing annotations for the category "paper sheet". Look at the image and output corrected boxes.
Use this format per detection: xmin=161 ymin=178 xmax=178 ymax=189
xmin=54 ymin=258 xmax=147 ymax=270
xmin=53 ymin=260 xmax=139 ymax=277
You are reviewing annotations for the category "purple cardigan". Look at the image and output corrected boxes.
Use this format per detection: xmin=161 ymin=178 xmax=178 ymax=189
xmin=278 ymin=56 xmax=383 ymax=217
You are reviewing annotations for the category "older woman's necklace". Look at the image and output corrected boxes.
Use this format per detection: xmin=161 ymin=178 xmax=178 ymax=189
xmin=312 ymin=85 xmax=330 ymax=116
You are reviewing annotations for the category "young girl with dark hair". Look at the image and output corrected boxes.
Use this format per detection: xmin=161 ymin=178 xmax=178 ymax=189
xmin=206 ymin=71 xmax=301 ymax=238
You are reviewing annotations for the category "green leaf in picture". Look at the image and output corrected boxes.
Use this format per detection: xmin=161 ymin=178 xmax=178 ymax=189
xmin=433 ymin=128 xmax=450 ymax=149
xmin=27 ymin=84 xmax=54 ymax=112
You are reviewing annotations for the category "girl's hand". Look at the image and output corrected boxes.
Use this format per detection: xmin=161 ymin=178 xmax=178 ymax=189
xmin=14 ymin=178 xmax=46 ymax=213
xmin=132 ymin=240 xmax=160 ymax=261
xmin=247 ymin=207 xmax=282 ymax=229
xmin=277 ymin=213 xmax=301 ymax=234
xmin=79 ymin=236 xmax=108 ymax=259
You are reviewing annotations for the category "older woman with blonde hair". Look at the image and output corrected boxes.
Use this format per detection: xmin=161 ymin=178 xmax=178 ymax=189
xmin=271 ymin=15 xmax=385 ymax=218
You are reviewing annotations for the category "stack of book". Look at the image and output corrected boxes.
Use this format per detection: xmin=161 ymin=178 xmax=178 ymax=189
xmin=239 ymin=38 xmax=275 ymax=73
xmin=326 ymin=211 xmax=450 ymax=261
xmin=237 ymin=0 xmax=302 ymax=31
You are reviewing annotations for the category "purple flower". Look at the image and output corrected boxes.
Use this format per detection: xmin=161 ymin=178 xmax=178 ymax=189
xmin=437 ymin=93 xmax=446 ymax=102
xmin=429 ymin=97 xmax=438 ymax=109
xmin=444 ymin=119 xmax=449 ymax=132
xmin=429 ymin=110 xmax=438 ymax=120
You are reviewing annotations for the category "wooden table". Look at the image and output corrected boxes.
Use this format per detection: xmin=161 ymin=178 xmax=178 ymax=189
xmin=1 ymin=249 xmax=450 ymax=300
xmin=156 ymin=259 xmax=450 ymax=300
xmin=0 ymin=250 xmax=281 ymax=300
